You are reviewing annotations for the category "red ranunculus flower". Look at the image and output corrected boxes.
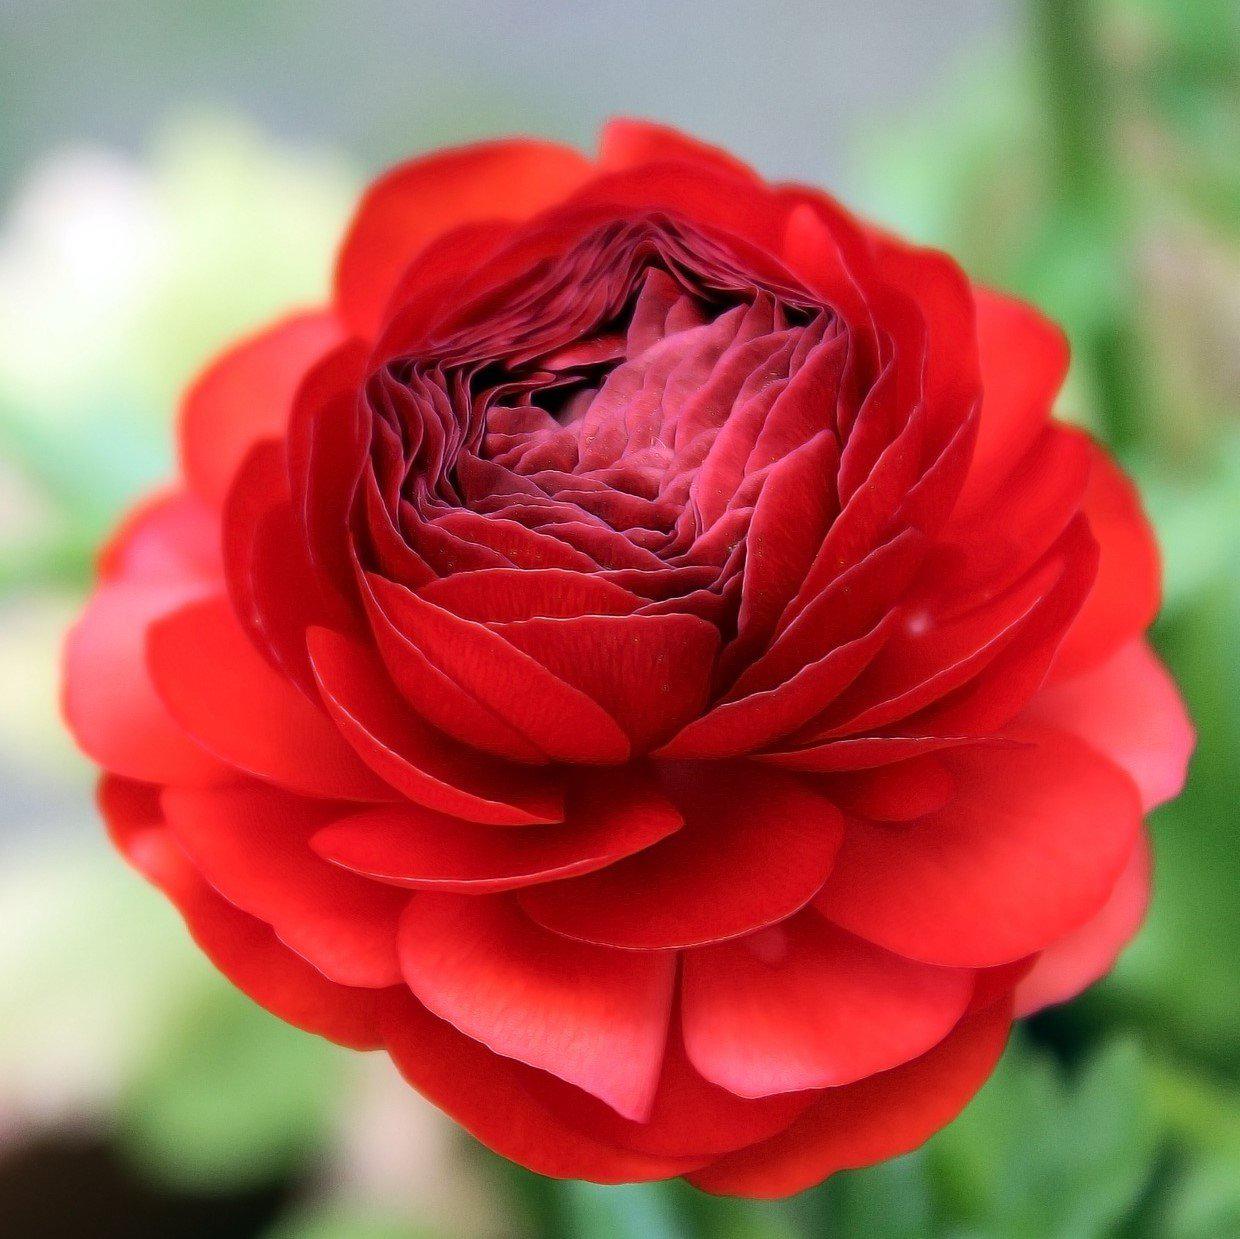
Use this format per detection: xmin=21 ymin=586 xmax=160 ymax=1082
xmin=64 ymin=120 xmax=1193 ymax=1196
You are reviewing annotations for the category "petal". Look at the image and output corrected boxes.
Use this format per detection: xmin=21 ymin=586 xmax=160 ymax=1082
xmin=687 ymin=1001 xmax=1012 ymax=1198
xmin=519 ymin=763 xmax=843 ymax=950
xmin=307 ymin=625 xmax=565 ymax=825
xmin=381 ymin=993 xmax=700 ymax=1183
xmin=64 ymin=580 xmax=225 ymax=787
xmin=532 ymin=1023 xmax=815 ymax=1160
xmin=364 ymin=573 xmax=631 ymax=764
xmin=1024 ymin=638 xmax=1193 ymax=811
xmin=398 ymin=895 xmax=675 ymax=1121
xmin=335 ymin=139 xmax=592 ymax=336
xmin=494 ymin=612 xmax=719 ymax=753
xmin=561 ymin=161 xmax=791 ymax=256
xmin=817 ymin=727 xmax=1142 ymax=966
xmin=597 ymin=119 xmax=761 ymax=183
xmin=956 ymin=287 xmax=1069 ymax=512
xmin=98 ymin=488 xmax=222 ymax=586
xmin=147 ymin=595 xmax=394 ymax=800
xmin=826 ymin=755 xmax=955 ymax=822
xmin=417 ymin=568 xmax=640 ymax=622
xmin=313 ymin=766 xmax=681 ymax=892
xmin=101 ymin=777 xmax=388 ymax=1049
xmin=179 ymin=311 xmax=344 ymax=506
xmin=682 ymin=916 xmax=974 ymax=1096
xmin=223 ymin=440 xmax=353 ymax=693
xmin=1015 ymin=830 xmax=1152 ymax=1016
xmin=1051 ymin=440 xmax=1161 ymax=680
xmin=163 ymin=783 xmax=406 ymax=987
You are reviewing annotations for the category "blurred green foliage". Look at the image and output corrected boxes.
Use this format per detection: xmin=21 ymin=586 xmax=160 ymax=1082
xmin=0 ymin=0 xmax=1235 ymax=1235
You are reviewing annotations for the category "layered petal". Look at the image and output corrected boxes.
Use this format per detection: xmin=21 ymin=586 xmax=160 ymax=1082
xmin=1024 ymin=638 xmax=1193 ymax=811
xmin=398 ymin=895 xmax=676 ymax=1120
xmin=313 ymin=766 xmax=681 ymax=892
xmin=163 ymin=782 xmax=407 ymax=987
xmin=180 ymin=311 xmax=344 ymax=505
xmin=681 ymin=915 xmax=974 ymax=1096
xmin=816 ymin=727 xmax=1142 ymax=966
xmin=335 ymin=139 xmax=593 ymax=335
xmin=519 ymin=763 xmax=843 ymax=949
xmin=148 ymin=595 xmax=394 ymax=800
xmin=688 ymin=1000 xmax=1013 ymax=1198
xmin=101 ymin=777 xmax=390 ymax=1049
xmin=1015 ymin=831 xmax=1152 ymax=1016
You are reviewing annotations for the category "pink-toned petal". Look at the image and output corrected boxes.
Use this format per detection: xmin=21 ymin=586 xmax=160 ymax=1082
xmin=398 ymin=895 xmax=675 ymax=1121
xmin=1024 ymin=638 xmax=1193 ymax=811
xmin=687 ymin=1000 xmax=1013 ymax=1198
xmin=64 ymin=580 xmax=225 ymax=787
xmin=816 ymin=727 xmax=1142 ymax=966
xmin=1015 ymin=831 xmax=1152 ymax=1016
xmin=97 ymin=488 xmax=222 ymax=586
xmin=682 ymin=915 xmax=974 ymax=1096
xmin=163 ymin=783 xmax=407 ymax=988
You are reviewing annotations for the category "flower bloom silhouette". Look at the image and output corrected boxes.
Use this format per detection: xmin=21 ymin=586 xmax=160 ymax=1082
xmin=64 ymin=120 xmax=1193 ymax=1196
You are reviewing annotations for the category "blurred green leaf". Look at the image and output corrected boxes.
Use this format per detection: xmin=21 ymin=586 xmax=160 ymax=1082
xmin=116 ymin=984 xmax=344 ymax=1192
xmin=811 ymin=1153 xmax=938 ymax=1238
xmin=264 ymin=1203 xmax=436 ymax=1239
xmin=1160 ymin=1149 xmax=1240 ymax=1239
xmin=928 ymin=1036 xmax=1158 ymax=1238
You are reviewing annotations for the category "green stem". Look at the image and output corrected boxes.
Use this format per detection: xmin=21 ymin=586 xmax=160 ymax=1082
xmin=1030 ymin=0 xmax=1147 ymax=455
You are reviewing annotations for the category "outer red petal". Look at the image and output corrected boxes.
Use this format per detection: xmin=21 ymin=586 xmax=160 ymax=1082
xmin=816 ymin=727 xmax=1142 ymax=967
xmin=147 ymin=595 xmax=394 ymax=801
xmin=307 ymin=625 xmax=566 ymax=825
xmin=1024 ymin=638 xmax=1193 ymax=811
xmin=162 ymin=782 xmax=407 ymax=988
xmin=179 ymin=311 xmax=344 ymax=506
xmin=519 ymin=763 xmax=843 ymax=950
xmin=97 ymin=488 xmax=222 ymax=585
xmin=597 ymin=119 xmax=761 ymax=183
xmin=313 ymin=766 xmax=682 ymax=893
xmin=334 ymin=139 xmax=593 ymax=337
xmin=65 ymin=494 xmax=229 ymax=789
xmin=381 ymin=993 xmax=702 ymax=1183
xmin=687 ymin=1000 xmax=1013 ymax=1198
xmin=1050 ymin=441 xmax=1161 ymax=680
xmin=531 ymin=1025 xmax=815 ymax=1160
xmin=397 ymin=896 xmax=675 ymax=1122
xmin=1015 ymin=831 xmax=1152 ymax=1016
xmin=955 ymin=287 xmax=1070 ymax=513
xmin=681 ymin=916 xmax=973 ymax=1096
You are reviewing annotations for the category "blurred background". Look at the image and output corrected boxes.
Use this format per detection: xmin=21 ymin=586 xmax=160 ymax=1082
xmin=0 ymin=0 xmax=1236 ymax=1234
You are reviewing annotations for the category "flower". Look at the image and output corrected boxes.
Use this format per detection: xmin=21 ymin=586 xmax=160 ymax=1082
xmin=63 ymin=119 xmax=1193 ymax=1197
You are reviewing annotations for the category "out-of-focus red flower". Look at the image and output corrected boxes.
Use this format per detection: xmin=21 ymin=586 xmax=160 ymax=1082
xmin=63 ymin=120 xmax=1193 ymax=1197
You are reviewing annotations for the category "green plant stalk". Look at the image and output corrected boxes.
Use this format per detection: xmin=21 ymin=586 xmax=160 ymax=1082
xmin=1030 ymin=0 xmax=1150 ymax=455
